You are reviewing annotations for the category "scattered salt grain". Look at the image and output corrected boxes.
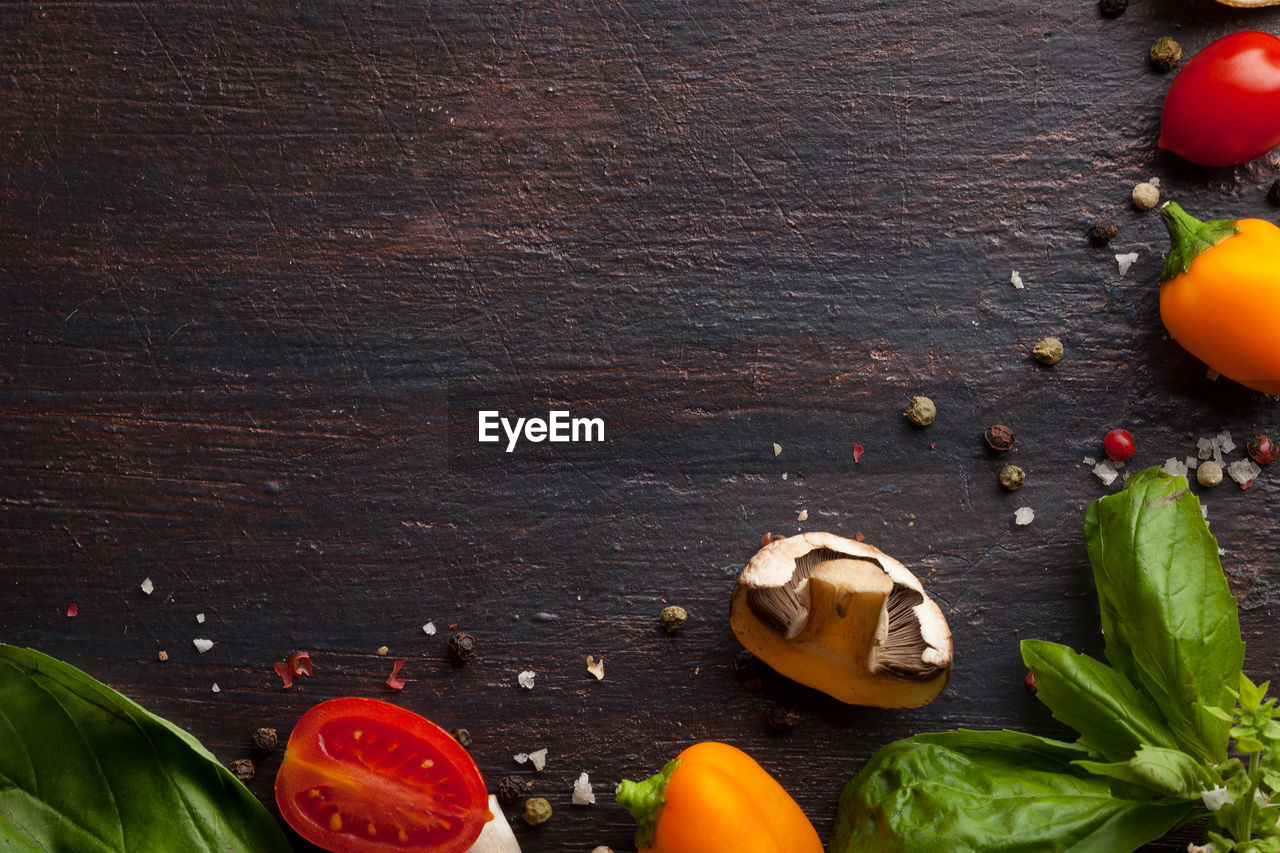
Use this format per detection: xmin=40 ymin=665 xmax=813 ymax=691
xmin=1227 ymin=458 xmax=1261 ymax=487
xmin=1147 ymin=176 xmax=1161 ymax=188
xmin=514 ymin=748 xmax=548 ymax=771
xmin=796 ymin=509 xmax=808 ymax=522
xmin=572 ymin=772 xmax=596 ymax=805
xmin=196 ymin=613 xmax=205 ymax=624
xmin=586 ymin=655 xmax=604 ymax=681
xmin=1092 ymin=460 xmax=1120 ymax=486
xmin=1011 ymin=270 xmax=1025 ymax=289
xmin=1115 ymin=252 xmax=1139 ymax=276
xmin=1216 ymin=430 xmax=1236 ymax=455
xmin=211 ymin=683 xmax=220 ymax=693
xmin=772 ymin=443 xmax=782 ymax=457
xmin=193 ymin=638 xmax=214 ymax=654
xmin=1186 ymin=456 xmax=1199 ymax=471
xmin=140 ymin=578 xmax=154 ymax=595
xmin=517 ymin=670 xmax=536 ymax=689
xmin=1082 ymin=456 xmax=1097 ymax=467
xmin=423 ymin=622 xmax=437 ymax=636
xmin=1014 ymin=507 xmax=1035 ymax=526
xmin=1162 ymin=457 xmax=1189 ymax=478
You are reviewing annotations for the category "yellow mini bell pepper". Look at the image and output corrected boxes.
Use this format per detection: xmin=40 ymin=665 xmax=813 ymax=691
xmin=614 ymin=742 xmax=823 ymax=853
xmin=1159 ymin=203 xmax=1280 ymax=394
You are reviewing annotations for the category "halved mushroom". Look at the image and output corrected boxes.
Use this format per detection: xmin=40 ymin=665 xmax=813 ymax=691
xmin=729 ymin=531 xmax=952 ymax=708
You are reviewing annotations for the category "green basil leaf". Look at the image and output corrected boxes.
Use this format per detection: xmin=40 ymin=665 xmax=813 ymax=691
xmin=1073 ymin=746 xmax=1210 ymax=800
xmin=1083 ymin=467 xmax=1244 ymax=763
xmin=828 ymin=730 xmax=1198 ymax=853
xmin=0 ymin=645 xmax=291 ymax=853
xmin=1021 ymin=639 xmax=1180 ymax=761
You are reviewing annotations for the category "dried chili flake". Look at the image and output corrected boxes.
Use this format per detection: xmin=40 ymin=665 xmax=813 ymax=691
xmin=66 ymin=603 xmax=78 ymax=618
xmin=852 ymin=444 xmax=864 ymax=463
xmin=386 ymin=659 xmax=407 ymax=690
xmin=273 ymin=661 xmax=295 ymax=689
xmin=287 ymin=651 xmax=312 ymax=677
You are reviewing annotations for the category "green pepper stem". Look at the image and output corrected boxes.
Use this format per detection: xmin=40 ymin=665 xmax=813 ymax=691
xmin=1158 ymin=201 xmax=1240 ymax=284
xmin=615 ymin=759 xmax=680 ymax=850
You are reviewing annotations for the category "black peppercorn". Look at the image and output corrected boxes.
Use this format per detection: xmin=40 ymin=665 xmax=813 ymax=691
xmin=1087 ymin=218 xmax=1117 ymax=246
xmin=251 ymin=727 xmax=278 ymax=756
xmin=497 ymin=774 xmax=531 ymax=806
xmin=762 ymin=703 xmax=800 ymax=733
xmin=1269 ymin=179 xmax=1280 ymax=206
xmin=732 ymin=649 xmax=764 ymax=690
xmin=1099 ymin=0 xmax=1126 ymax=17
xmin=447 ymin=632 xmax=477 ymax=665
xmin=232 ymin=758 xmax=255 ymax=782
xmin=451 ymin=727 xmax=473 ymax=749
xmin=983 ymin=424 xmax=1016 ymax=453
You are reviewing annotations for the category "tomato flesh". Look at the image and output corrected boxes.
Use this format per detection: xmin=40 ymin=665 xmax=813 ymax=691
xmin=275 ymin=697 xmax=491 ymax=853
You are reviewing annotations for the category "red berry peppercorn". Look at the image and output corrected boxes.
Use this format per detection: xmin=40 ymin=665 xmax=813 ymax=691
xmin=1102 ymin=429 xmax=1136 ymax=462
xmin=1247 ymin=435 xmax=1279 ymax=466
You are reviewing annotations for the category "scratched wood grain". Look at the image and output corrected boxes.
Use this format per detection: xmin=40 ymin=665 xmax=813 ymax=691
xmin=4 ymin=1 xmax=1280 ymax=850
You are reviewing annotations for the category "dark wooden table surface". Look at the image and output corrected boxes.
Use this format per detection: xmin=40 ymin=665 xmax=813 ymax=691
xmin=5 ymin=1 xmax=1280 ymax=850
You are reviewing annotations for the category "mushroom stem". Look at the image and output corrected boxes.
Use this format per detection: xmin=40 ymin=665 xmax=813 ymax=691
xmin=793 ymin=559 xmax=892 ymax=669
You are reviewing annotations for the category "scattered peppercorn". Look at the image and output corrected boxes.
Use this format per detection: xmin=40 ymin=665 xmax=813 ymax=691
xmin=452 ymin=728 xmax=473 ymax=749
xmin=1087 ymin=218 xmax=1118 ymax=246
xmin=983 ymin=424 xmax=1016 ymax=453
xmin=1198 ymin=460 xmax=1224 ymax=487
xmin=376 ymin=645 xmax=389 ymax=656
xmin=1269 ymin=179 xmax=1280 ymax=206
xmin=592 ymin=848 xmax=616 ymax=853
xmin=1131 ymin=182 xmax=1160 ymax=211
xmin=1032 ymin=337 xmax=1064 ymax=366
xmin=1102 ymin=428 xmax=1136 ymax=463
xmin=659 ymin=605 xmax=688 ymax=633
xmin=231 ymin=758 xmax=255 ymax=782
xmin=522 ymin=797 xmax=553 ymax=826
xmin=762 ymin=703 xmax=800 ymax=733
xmin=998 ymin=464 xmax=1026 ymax=491
xmin=1025 ymin=671 xmax=1038 ymax=696
xmin=1149 ymin=36 xmax=1182 ymax=71
xmin=498 ymin=775 xmax=531 ymax=806
xmin=251 ymin=727 xmax=278 ymax=756
xmin=904 ymin=395 xmax=937 ymax=427
xmin=447 ymin=632 xmax=477 ymax=665
xmin=157 ymin=650 xmax=169 ymax=662
xmin=733 ymin=649 xmax=764 ymax=690
xmin=1099 ymin=0 xmax=1127 ymax=17
xmin=1247 ymin=435 xmax=1279 ymax=466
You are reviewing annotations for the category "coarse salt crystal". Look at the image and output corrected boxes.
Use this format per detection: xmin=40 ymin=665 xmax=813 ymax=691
xmin=1011 ymin=270 xmax=1024 ymax=289
xmin=1216 ymin=430 xmax=1236 ymax=455
xmin=196 ymin=613 xmax=205 ymax=624
xmin=1162 ymin=457 xmax=1188 ymax=477
xmin=193 ymin=638 xmax=214 ymax=653
xmin=1082 ymin=456 xmax=1097 ymax=467
xmin=796 ymin=509 xmax=808 ymax=522
xmin=1186 ymin=456 xmax=1199 ymax=470
xmin=772 ymin=443 xmax=782 ymax=457
xmin=211 ymin=683 xmax=220 ymax=693
xmin=141 ymin=578 xmax=154 ymax=595
xmin=1227 ymin=458 xmax=1261 ymax=486
xmin=1092 ymin=461 xmax=1119 ymax=486
xmin=423 ymin=622 xmax=436 ymax=636
xmin=1197 ymin=437 xmax=1215 ymax=461
xmin=515 ymin=748 xmax=548 ymax=771
xmin=586 ymin=655 xmax=604 ymax=681
xmin=1115 ymin=252 xmax=1139 ymax=276
xmin=1147 ymin=176 xmax=1160 ymax=188
xmin=572 ymin=772 xmax=596 ymax=805
xmin=517 ymin=670 xmax=536 ymax=689
xmin=1014 ymin=507 xmax=1035 ymax=526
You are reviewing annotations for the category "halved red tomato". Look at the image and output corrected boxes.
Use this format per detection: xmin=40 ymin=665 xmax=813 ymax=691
xmin=275 ymin=697 xmax=492 ymax=853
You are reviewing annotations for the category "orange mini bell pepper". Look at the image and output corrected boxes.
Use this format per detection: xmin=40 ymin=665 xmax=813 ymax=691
xmin=1159 ymin=203 xmax=1280 ymax=395
xmin=614 ymin=742 xmax=823 ymax=853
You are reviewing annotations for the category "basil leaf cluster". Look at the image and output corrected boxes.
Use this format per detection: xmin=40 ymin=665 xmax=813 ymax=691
xmin=0 ymin=645 xmax=292 ymax=852
xmin=829 ymin=468 xmax=1251 ymax=853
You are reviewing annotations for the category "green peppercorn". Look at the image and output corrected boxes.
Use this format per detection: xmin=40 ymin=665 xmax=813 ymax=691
xmin=1032 ymin=337 xmax=1064 ymax=366
xmin=1149 ymin=36 xmax=1182 ymax=71
xmin=659 ymin=605 xmax=688 ymax=633
xmin=999 ymin=464 xmax=1026 ymax=491
xmin=522 ymin=797 xmax=553 ymax=826
xmin=904 ymin=395 xmax=937 ymax=427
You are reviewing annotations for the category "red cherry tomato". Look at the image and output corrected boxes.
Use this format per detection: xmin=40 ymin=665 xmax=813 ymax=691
xmin=1158 ymin=31 xmax=1280 ymax=167
xmin=275 ymin=697 xmax=492 ymax=853
xmin=1103 ymin=429 xmax=1136 ymax=463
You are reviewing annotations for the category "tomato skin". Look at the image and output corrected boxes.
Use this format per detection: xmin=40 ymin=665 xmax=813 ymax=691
xmin=274 ymin=697 xmax=491 ymax=853
xmin=1158 ymin=31 xmax=1280 ymax=167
